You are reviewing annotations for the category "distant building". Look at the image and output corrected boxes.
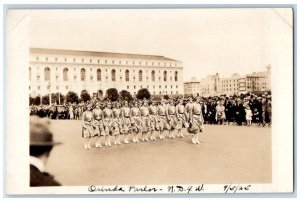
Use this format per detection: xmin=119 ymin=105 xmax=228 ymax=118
xmin=220 ymin=66 xmax=271 ymax=95
xmin=184 ymin=77 xmax=201 ymax=96
xmin=200 ymin=73 xmax=221 ymax=96
xmin=220 ymin=73 xmax=240 ymax=96
xmin=184 ymin=66 xmax=271 ymax=97
xmin=29 ymin=48 xmax=184 ymax=99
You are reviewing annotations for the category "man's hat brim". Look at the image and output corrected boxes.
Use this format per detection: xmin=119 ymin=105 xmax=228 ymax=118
xmin=30 ymin=141 xmax=62 ymax=146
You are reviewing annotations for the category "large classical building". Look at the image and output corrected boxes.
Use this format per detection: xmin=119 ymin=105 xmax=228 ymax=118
xmin=29 ymin=48 xmax=184 ymax=98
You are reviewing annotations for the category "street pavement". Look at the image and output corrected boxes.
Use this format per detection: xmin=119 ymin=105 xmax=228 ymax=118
xmin=46 ymin=120 xmax=272 ymax=186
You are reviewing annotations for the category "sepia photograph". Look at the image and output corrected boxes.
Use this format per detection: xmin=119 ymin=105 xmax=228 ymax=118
xmin=6 ymin=7 xmax=294 ymax=195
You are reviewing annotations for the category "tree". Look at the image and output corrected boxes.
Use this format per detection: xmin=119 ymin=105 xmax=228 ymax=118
xmin=32 ymin=96 xmax=41 ymax=105
xmin=163 ymin=94 xmax=170 ymax=100
xmin=66 ymin=91 xmax=79 ymax=104
xmin=29 ymin=97 xmax=34 ymax=106
xmin=105 ymin=88 xmax=119 ymax=101
xmin=80 ymin=90 xmax=91 ymax=102
xmin=136 ymin=88 xmax=151 ymax=100
xmin=119 ymin=90 xmax=133 ymax=102
xmin=42 ymin=95 xmax=50 ymax=105
xmin=51 ymin=93 xmax=64 ymax=104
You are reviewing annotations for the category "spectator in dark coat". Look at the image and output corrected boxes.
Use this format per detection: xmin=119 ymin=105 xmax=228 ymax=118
xmin=30 ymin=116 xmax=62 ymax=186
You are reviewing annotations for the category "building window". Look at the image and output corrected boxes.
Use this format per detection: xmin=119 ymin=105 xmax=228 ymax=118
xmin=111 ymin=69 xmax=116 ymax=81
xmin=171 ymin=85 xmax=173 ymax=89
xmin=140 ymin=85 xmax=142 ymax=89
xmin=81 ymin=68 xmax=86 ymax=81
xmin=65 ymin=58 xmax=67 ymax=62
xmin=119 ymin=60 xmax=121 ymax=64
xmin=159 ymin=91 xmax=161 ymax=95
xmin=56 ymin=86 xmax=59 ymax=90
xmin=139 ymin=70 xmax=143 ymax=81
xmin=73 ymin=58 xmax=76 ymax=62
xmin=55 ymin=58 xmax=58 ymax=62
xmin=45 ymin=57 xmax=48 ymax=62
xmin=159 ymin=85 xmax=161 ymax=89
xmin=44 ymin=67 xmax=50 ymax=81
xmin=175 ymin=71 xmax=178 ymax=81
xmin=163 ymin=71 xmax=167 ymax=81
xmin=151 ymin=70 xmax=155 ymax=81
xmin=120 ymin=77 xmax=122 ymax=80
xmin=29 ymin=86 xmax=31 ymax=90
xmin=158 ymin=62 xmax=160 ymax=66
xmin=153 ymin=86 xmax=155 ymax=89
xmin=37 ymin=86 xmax=40 ymax=90
xmin=63 ymin=68 xmax=68 ymax=81
xmin=105 ymin=60 xmax=107 ymax=63
xmin=74 ymin=76 xmax=77 ymax=81
xmin=29 ymin=67 xmax=31 ymax=81
xmin=139 ymin=62 xmax=142 ymax=65
xmin=165 ymin=85 xmax=167 ymax=89
xmin=37 ymin=76 xmax=40 ymax=81
xmin=90 ymin=59 xmax=92 ymax=63
xmin=134 ymin=86 xmax=136 ymax=89
xmin=127 ymin=86 xmax=129 ymax=89
xmin=90 ymin=68 xmax=92 ymax=71
xmin=97 ymin=69 xmax=101 ymax=81
xmin=66 ymin=86 xmax=68 ymax=90
xmin=133 ymin=61 xmax=135 ymax=65
xmin=56 ymin=76 xmax=59 ymax=81
xmin=36 ymin=57 xmax=39 ymax=61
xmin=153 ymin=91 xmax=155 ymax=94
xmin=90 ymin=76 xmax=93 ymax=81
xmin=125 ymin=70 xmax=129 ymax=81
xmin=82 ymin=58 xmax=84 ymax=62
xmin=98 ymin=60 xmax=100 ymax=63
xmin=47 ymin=85 xmax=50 ymax=90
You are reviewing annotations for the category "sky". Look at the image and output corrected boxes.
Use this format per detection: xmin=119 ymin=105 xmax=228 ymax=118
xmin=28 ymin=8 xmax=293 ymax=82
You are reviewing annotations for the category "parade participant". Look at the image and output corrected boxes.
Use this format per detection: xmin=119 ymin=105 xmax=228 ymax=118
xmin=252 ymin=108 xmax=260 ymax=125
xmin=30 ymin=116 xmax=62 ymax=186
xmin=166 ymin=99 xmax=177 ymax=139
xmin=175 ymin=98 xmax=187 ymax=138
xmin=157 ymin=99 xmax=170 ymax=140
xmin=148 ymin=100 xmax=158 ymax=141
xmin=245 ymin=105 xmax=253 ymax=126
xmin=102 ymin=102 xmax=113 ymax=147
xmin=261 ymin=95 xmax=267 ymax=126
xmin=188 ymin=96 xmax=204 ymax=144
xmin=82 ymin=105 xmax=94 ymax=149
xmin=121 ymin=100 xmax=131 ymax=144
xmin=140 ymin=100 xmax=151 ymax=142
xmin=112 ymin=102 xmax=122 ymax=145
xmin=130 ymin=101 xmax=142 ymax=143
xmin=92 ymin=102 xmax=104 ymax=148
xmin=185 ymin=97 xmax=193 ymax=123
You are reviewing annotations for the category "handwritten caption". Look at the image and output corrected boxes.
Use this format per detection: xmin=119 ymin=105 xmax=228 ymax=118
xmin=87 ymin=184 xmax=252 ymax=194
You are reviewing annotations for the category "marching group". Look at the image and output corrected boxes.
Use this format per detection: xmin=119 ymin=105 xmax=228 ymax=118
xmin=81 ymin=97 xmax=204 ymax=149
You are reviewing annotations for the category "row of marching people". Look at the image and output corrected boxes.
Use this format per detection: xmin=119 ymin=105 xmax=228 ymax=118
xmin=82 ymin=97 xmax=205 ymax=149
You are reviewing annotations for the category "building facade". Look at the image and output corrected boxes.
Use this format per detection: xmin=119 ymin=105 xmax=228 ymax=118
xmin=29 ymin=48 xmax=184 ymax=98
xmin=199 ymin=73 xmax=221 ymax=96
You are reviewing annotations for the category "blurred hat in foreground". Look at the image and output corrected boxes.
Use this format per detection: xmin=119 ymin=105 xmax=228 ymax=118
xmin=30 ymin=116 xmax=61 ymax=146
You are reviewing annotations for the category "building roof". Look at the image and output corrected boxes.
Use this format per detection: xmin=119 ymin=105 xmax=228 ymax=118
xmin=30 ymin=48 xmax=179 ymax=62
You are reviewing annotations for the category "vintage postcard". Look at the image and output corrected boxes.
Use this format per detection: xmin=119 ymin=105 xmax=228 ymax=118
xmin=6 ymin=7 xmax=294 ymax=195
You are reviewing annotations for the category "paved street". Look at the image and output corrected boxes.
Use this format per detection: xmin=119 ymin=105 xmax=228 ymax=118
xmin=46 ymin=120 xmax=271 ymax=186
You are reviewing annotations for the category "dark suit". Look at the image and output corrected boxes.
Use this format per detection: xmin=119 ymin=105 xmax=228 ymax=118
xmin=30 ymin=165 xmax=61 ymax=187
